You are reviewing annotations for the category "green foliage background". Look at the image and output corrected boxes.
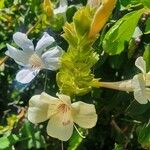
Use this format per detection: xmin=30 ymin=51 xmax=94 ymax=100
xmin=0 ymin=0 xmax=150 ymax=149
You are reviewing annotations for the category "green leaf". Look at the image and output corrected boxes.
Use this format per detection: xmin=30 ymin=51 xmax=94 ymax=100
xmin=66 ymin=5 xmax=77 ymax=23
xmin=0 ymin=136 xmax=10 ymax=149
xmin=112 ymin=143 xmax=123 ymax=150
xmin=0 ymin=134 xmax=19 ymax=149
xmin=126 ymin=100 xmax=150 ymax=117
xmin=120 ymin=0 xmax=150 ymax=8
xmin=138 ymin=121 xmax=150 ymax=149
xmin=67 ymin=131 xmax=83 ymax=150
xmin=141 ymin=0 xmax=150 ymax=8
xmin=103 ymin=9 xmax=145 ymax=55
xmin=49 ymin=14 xmax=65 ymax=31
xmin=144 ymin=17 xmax=150 ymax=34
xmin=0 ymin=0 xmax=5 ymax=9
xmin=119 ymin=0 xmax=132 ymax=7
xmin=20 ymin=121 xmax=45 ymax=149
xmin=143 ymin=44 xmax=150 ymax=71
xmin=73 ymin=6 xmax=93 ymax=37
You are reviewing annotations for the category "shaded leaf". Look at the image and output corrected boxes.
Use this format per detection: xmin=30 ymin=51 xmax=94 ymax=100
xmin=68 ymin=131 xmax=83 ymax=150
xmin=143 ymin=44 xmax=150 ymax=71
xmin=0 ymin=134 xmax=19 ymax=149
xmin=138 ymin=121 xmax=150 ymax=149
xmin=144 ymin=17 xmax=150 ymax=34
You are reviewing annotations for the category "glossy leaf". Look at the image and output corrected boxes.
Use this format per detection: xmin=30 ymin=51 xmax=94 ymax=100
xmin=67 ymin=131 xmax=83 ymax=150
xmin=144 ymin=17 xmax=150 ymax=34
xmin=102 ymin=9 xmax=145 ymax=55
xmin=143 ymin=44 xmax=150 ymax=71
xmin=0 ymin=134 xmax=19 ymax=149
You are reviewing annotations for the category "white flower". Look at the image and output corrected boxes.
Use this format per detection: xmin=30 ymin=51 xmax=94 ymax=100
xmin=132 ymin=56 xmax=150 ymax=104
xmin=28 ymin=92 xmax=97 ymax=141
xmin=5 ymin=32 xmax=64 ymax=84
xmin=53 ymin=0 xmax=68 ymax=15
xmin=87 ymin=0 xmax=101 ymax=8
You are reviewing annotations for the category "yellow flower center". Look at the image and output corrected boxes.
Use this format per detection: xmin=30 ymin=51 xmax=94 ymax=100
xmin=29 ymin=53 xmax=44 ymax=69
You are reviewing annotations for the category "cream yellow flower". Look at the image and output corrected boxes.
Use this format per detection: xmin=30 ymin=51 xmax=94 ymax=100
xmin=28 ymin=92 xmax=97 ymax=141
xmin=132 ymin=56 xmax=150 ymax=104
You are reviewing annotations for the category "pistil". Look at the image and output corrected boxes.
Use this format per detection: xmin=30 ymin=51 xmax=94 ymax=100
xmin=29 ymin=53 xmax=44 ymax=69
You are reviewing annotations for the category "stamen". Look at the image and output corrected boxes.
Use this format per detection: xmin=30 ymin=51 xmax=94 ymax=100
xmin=57 ymin=103 xmax=71 ymax=126
xmin=29 ymin=53 xmax=44 ymax=69
xmin=58 ymin=104 xmax=68 ymax=113
xmin=74 ymin=124 xmax=86 ymax=138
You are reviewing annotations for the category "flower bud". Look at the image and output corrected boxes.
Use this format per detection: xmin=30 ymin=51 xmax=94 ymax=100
xmin=43 ymin=0 xmax=53 ymax=17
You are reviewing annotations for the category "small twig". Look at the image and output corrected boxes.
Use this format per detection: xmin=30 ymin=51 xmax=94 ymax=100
xmin=124 ymin=125 xmax=136 ymax=148
xmin=111 ymin=119 xmax=123 ymax=134
xmin=119 ymin=118 xmax=142 ymax=124
xmin=26 ymin=17 xmax=42 ymax=35
xmin=0 ymin=56 xmax=9 ymax=66
xmin=44 ymin=70 xmax=48 ymax=91
xmin=61 ymin=141 xmax=64 ymax=150
xmin=111 ymin=118 xmax=130 ymax=148
xmin=125 ymin=100 xmax=136 ymax=113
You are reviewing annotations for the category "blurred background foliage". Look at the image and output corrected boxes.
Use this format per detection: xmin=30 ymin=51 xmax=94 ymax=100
xmin=0 ymin=0 xmax=150 ymax=149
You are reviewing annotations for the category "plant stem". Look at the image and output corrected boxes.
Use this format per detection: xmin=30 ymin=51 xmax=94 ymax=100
xmin=61 ymin=141 xmax=64 ymax=150
xmin=26 ymin=17 xmax=42 ymax=35
xmin=44 ymin=70 xmax=48 ymax=91
xmin=0 ymin=56 xmax=9 ymax=66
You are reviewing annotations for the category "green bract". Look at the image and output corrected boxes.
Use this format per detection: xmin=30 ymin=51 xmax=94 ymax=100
xmin=73 ymin=6 xmax=94 ymax=37
xmin=57 ymin=6 xmax=99 ymax=96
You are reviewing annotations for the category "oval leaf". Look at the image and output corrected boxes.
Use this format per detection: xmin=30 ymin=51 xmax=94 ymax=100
xmin=102 ymin=9 xmax=145 ymax=55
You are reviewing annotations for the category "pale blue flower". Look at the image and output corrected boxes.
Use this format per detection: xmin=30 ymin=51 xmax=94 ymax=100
xmin=5 ymin=32 xmax=64 ymax=84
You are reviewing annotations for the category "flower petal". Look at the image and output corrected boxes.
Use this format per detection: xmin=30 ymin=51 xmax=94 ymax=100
xmin=72 ymin=101 xmax=97 ymax=128
xmin=40 ymin=92 xmax=61 ymax=117
xmin=135 ymin=56 xmax=146 ymax=73
xmin=132 ymin=74 xmax=148 ymax=104
xmin=6 ymin=44 xmax=30 ymax=66
xmin=28 ymin=95 xmax=50 ymax=124
xmin=35 ymin=32 xmax=55 ymax=55
xmin=13 ymin=32 xmax=34 ymax=53
xmin=16 ymin=68 xmax=39 ymax=84
xmin=134 ymin=89 xmax=148 ymax=104
xmin=47 ymin=112 xmax=73 ymax=141
xmin=43 ymin=46 xmax=64 ymax=58
xmin=132 ymin=74 xmax=145 ymax=91
xmin=42 ymin=46 xmax=64 ymax=70
xmin=145 ymin=89 xmax=150 ymax=101
xmin=41 ymin=92 xmax=59 ymax=103
xmin=54 ymin=0 xmax=68 ymax=15
xmin=146 ymin=73 xmax=150 ymax=86
xmin=56 ymin=93 xmax=71 ymax=105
